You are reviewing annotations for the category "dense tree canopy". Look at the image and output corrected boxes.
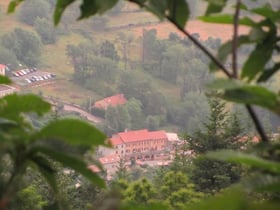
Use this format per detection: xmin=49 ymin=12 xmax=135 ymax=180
xmin=1 ymin=28 xmax=41 ymax=66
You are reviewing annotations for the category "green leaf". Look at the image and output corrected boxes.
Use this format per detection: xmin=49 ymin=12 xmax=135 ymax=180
xmin=131 ymin=0 xmax=189 ymax=28
xmin=7 ymin=0 xmax=24 ymax=13
xmin=241 ymin=22 xmax=277 ymax=81
xmin=0 ymin=117 xmax=18 ymax=127
xmin=185 ymin=187 xmax=247 ymax=210
xmin=122 ymin=203 xmax=168 ymax=210
xmin=0 ymin=94 xmax=51 ymax=121
xmin=145 ymin=0 xmax=167 ymax=20
xmin=54 ymin=0 xmax=75 ymax=25
xmin=0 ymin=76 xmax=11 ymax=84
xmin=167 ymin=0 xmax=189 ymax=28
xmin=206 ymin=78 xmax=241 ymax=90
xmin=37 ymin=118 xmax=107 ymax=147
xmin=239 ymin=2 xmax=248 ymax=11
xmin=209 ymin=35 xmax=250 ymax=71
xmin=244 ymin=174 xmax=280 ymax=193
xmin=79 ymin=0 xmax=119 ymax=20
xmin=200 ymin=15 xmax=256 ymax=26
xmin=204 ymin=0 xmax=228 ymax=16
xmin=249 ymin=27 xmax=266 ymax=42
xmin=251 ymin=3 xmax=280 ymax=22
xmin=257 ymin=63 xmax=280 ymax=82
xmin=33 ymin=146 xmax=105 ymax=188
xmin=221 ymin=86 xmax=280 ymax=115
xmin=206 ymin=150 xmax=280 ymax=174
xmin=43 ymin=202 xmax=60 ymax=210
xmin=29 ymin=154 xmax=58 ymax=193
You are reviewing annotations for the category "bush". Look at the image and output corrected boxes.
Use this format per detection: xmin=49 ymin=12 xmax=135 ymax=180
xmin=1 ymin=28 xmax=41 ymax=67
xmin=91 ymin=107 xmax=105 ymax=118
xmin=34 ymin=18 xmax=56 ymax=44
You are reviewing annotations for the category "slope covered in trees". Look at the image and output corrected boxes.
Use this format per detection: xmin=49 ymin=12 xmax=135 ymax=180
xmin=0 ymin=0 xmax=280 ymax=210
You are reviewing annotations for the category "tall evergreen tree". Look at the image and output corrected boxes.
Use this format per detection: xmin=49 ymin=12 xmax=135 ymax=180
xmin=189 ymin=99 xmax=243 ymax=193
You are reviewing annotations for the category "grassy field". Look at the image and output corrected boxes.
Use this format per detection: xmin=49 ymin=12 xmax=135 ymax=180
xmin=41 ymin=33 xmax=87 ymax=78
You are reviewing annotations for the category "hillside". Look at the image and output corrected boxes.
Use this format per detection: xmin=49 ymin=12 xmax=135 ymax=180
xmin=0 ymin=1 xmax=244 ymax=102
xmin=0 ymin=0 xmax=279 ymax=134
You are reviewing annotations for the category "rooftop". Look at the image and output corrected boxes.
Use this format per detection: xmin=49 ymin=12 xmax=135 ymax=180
xmin=99 ymin=154 xmax=120 ymax=164
xmin=88 ymin=165 xmax=101 ymax=173
xmin=110 ymin=129 xmax=168 ymax=145
xmin=0 ymin=64 xmax=6 ymax=69
xmin=94 ymin=94 xmax=127 ymax=110
xmin=166 ymin=132 xmax=180 ymax=142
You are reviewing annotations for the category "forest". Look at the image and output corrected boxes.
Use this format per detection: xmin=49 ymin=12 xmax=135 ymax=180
xmin=0 ymin=0 xmax=280 ymax=210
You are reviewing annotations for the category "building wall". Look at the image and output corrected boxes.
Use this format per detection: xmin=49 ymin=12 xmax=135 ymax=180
xmin=125 ymin=138 xmax=167 ymax=155
xmin=0 ymin=85 xmax=17 ymax=98
xmin=0 ymin=66 xmax=5 ymax=76
xmin=114 ymin=143 xmax=126 ymax=156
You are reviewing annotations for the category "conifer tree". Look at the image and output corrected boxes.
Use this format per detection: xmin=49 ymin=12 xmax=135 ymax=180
xmin=189 ymin=99 xmax=243 ymax=193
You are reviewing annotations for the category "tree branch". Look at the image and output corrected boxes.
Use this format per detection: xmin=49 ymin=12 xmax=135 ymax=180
xmin=167 ymin=17 xmax=232 ymax=78
xmin=166 ymin=16 xmax=269 ymax=143
xmin=246 ymin=105 xmax=269 ymax=142
xmin=232 ymin=0 xmax=241 ymax=79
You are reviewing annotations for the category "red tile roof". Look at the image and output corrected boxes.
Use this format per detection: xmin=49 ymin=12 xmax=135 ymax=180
xmin=99 ymin=154 xmax=120 ymax=164
xmin=0 ymin=64 xmax=6 ymax=69
xmin=111 ymin=129 xmax=168 ymax=144
xmin=110 ymin=136 xmax=123 ymax=145
xmin=88 ymin=165 xmax=101 ymax=173
xmin=238 ymin=135 xmax=260 ymax=143
xmin=94 ymin=94 xmax=127 ymax=110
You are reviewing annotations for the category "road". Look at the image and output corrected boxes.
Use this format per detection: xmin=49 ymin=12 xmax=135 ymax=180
xmin=63 ymin=104 xmax=103 ymax=124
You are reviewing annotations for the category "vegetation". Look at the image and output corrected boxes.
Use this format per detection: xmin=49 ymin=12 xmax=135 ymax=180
xmin=0 ymin=0 xmax=280 ymax=210
xmin=1 ymin=28 xmax=41 ymax=66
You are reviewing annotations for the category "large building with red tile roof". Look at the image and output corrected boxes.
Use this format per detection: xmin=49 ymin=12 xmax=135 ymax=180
xmin=96 ymin=129 xmax=183 ymax=179
xmin=108 ymin=129 xmax=168 ymax=159
xmin=93 ymin=94 xmax=127 ymax=110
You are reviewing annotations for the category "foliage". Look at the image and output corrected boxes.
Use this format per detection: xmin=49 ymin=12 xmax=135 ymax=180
xmin=125 ymin=98 xmax=146 ymax=130
xmin=14 ymin=185 xmax=47 ymax=210
xmin=66 ymin=40 xmax=119 ymax=84
xmin=1 ymin=28 xmax=41 ymax=67
xmin=124 ymin=179 xmax=156 ymax=205
xmin=0 ymin=89 xmax=108 ymax=209
xmin=34 ymin=18 xmax=56 ymax=45
xmin=0 ymin=46 xmax=18 ymax=67
xmin=118 ymin=72 xmax=167 ymax=116
xmin=91 ymin=107 xmax=106 ymax=118
xmin=17 ymin=0 xmax=51 ymax=26
xmin=100 ymin=40 xmax=120 ymax=61
xmin=104 ymin=105 xmax=130 ymax=134
xmin=167 ymin=91 xmax=209 ymax=133
xmin=190 ymin=99 xmax=243 ymax=193
xmin=114 ymin=158 xmax=130 ymax=181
